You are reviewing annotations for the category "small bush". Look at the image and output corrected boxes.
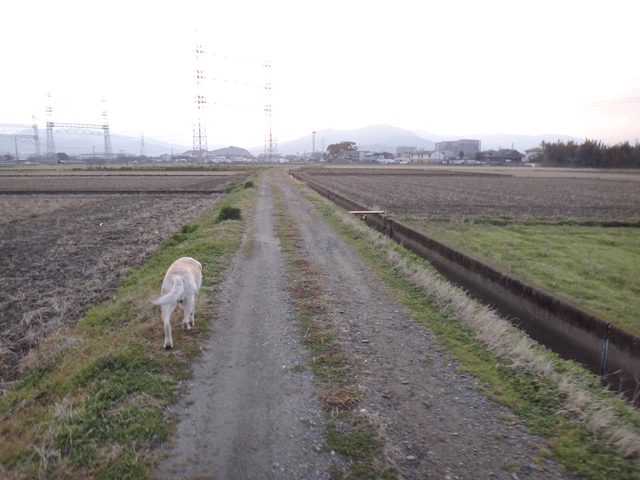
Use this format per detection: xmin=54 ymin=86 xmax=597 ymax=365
xmin=243 ymin=181 xmax=254 ymax=188
xmin=181 ymin=223 xmax=198 ymax=234
xmin=160 ymin=232 xmax=188 ymax=249
xmin=217 ymin=206 xmax=242 ymax=222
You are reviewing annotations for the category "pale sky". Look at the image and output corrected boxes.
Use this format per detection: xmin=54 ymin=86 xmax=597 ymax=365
xmin=2 ymin=0 xmax=639 ymax=151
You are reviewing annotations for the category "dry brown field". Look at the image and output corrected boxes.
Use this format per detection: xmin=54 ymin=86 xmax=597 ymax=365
xmin=295 ymin=165 xmax=640 ymax=218
xmin=0 ymin=170 xmax=244 ymax=193
xmin=0 ymin=169 xmax=248 ymax=389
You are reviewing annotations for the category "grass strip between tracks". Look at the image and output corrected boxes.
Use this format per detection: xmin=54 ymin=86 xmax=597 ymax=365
xmin=290 ymin=176 xmax=640 ymax=480
xmin=0 ymin=170 xmax=263 ymax=479
xmin=271 ymin=180 xmax=398 ymax=480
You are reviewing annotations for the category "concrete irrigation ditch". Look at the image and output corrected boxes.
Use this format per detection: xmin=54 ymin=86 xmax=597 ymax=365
xmin=291 ymin=170 xmax=640 ymax=404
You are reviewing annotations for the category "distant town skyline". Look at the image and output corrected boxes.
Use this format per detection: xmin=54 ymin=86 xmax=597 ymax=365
xmin=2 ymin=0 xmax=639 ymax=151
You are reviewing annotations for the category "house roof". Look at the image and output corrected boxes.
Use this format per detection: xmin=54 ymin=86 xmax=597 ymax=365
xmin=482 ymin=149 xmax=525 ymax=159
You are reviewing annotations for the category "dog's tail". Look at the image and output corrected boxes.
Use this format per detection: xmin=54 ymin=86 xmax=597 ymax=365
xmin=152 ymin=277 xmax=185 ymax=306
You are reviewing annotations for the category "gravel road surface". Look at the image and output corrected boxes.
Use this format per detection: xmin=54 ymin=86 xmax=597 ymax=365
xmin=154 ymin=170 xmax=566 ymax=480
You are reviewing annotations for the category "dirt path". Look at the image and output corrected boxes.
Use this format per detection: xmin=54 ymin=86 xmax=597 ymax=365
xmin=155 ymin=171 xmax=336 ymax=479
xmin=155 ymin=170 xmax=566 ymax=479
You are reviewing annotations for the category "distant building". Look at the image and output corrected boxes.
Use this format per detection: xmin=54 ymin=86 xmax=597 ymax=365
xmin=482 ymin=149 xmax=525 ymax=163
xmin=396 ymin=146 xmax=417 ymax=156
xmin=525 ymin=147 xmax=544 ymax=162
xmin=435 ymin=139 xmax=481 ymax=157
xmin=409 ymin=150 xmax=445 ymax=164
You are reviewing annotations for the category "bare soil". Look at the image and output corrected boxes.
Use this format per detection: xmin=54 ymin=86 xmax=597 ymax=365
xmin=154 ymin=170 xmax=567 ymax=479
xmin=297 ymin=167 xmax=640 ymax=218
xmin=0 ymin=193 xmax=221 ymax=389
xmin=0 ymin=170 xmax=249 ymax=388
xmin=0 ymin=171 xmax=245 ymax=192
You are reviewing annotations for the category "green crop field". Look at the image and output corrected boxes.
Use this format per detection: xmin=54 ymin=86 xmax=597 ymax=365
xmin=394 ymin=215 xmax=640 ymax=334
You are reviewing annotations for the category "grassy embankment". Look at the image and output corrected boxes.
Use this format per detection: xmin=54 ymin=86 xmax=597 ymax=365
xmin=0 ymin=171 xmax=262 ymax=479
xmin=394 ymin=214 xmax=640 ymax=334
xmin=292 ymin=180 xmax=640 ymax=480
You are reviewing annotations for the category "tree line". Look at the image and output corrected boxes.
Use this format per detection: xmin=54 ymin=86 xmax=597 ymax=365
xmin=542 ymin=139 xmax=640 ymax=168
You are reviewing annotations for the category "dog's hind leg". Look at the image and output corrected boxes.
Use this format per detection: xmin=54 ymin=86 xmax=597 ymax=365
xmin=161 ymin=304 xmax=174 ymax=349
xmin=183 ymin=296 xmax=196 ymax=330
xmin=190 ymin=291 xmax=198 ymax=329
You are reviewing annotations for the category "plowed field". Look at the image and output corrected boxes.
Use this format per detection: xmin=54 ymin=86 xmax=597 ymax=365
xmin=296 ymin=166 xmax=640 ymax=219
xmin=0 ymin=170 xmax=244 ymax=193
xmin=0 ymin=170 xmax=247 ymax=389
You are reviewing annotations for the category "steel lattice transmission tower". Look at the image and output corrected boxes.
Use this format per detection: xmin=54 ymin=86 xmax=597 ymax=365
xmin=263 ymin=60 xmax=277 ymax=162
xmin=0 ymin=116 xmax=41 ymax=159
xmin=31 ymin=116 xmax=41 ymax=159
xmin=193 ymin=42 xmax=208 ymax=162
xmin=45 ymin=93 xmax=113 ymax=160
xmin=102 ymin=98 xmax=112 ymax=156
xmin=45 ymin=92 xmax=56 ymax=160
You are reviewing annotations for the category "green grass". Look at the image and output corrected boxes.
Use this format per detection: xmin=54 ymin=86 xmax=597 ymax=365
xmin=0 ymin=167 xmax=263 ymax=479
xmin=394 ymin=214 xmax=640 ymax=334
xmin=294 ymin=182 xmax=640 ymax=480
xmin=326 ymin=420 xmax=382 ymax=460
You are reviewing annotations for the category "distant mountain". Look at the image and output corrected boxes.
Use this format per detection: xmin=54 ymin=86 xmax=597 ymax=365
xmin=184 ymin=146 xmax=254 ymax=158
xmin=253 ymin=124 xmax=435 ymax=156
xmin=412 ymin=130 xmax=585 ymax=152
xmin=112 ymin=134 xmax=191 ymax=156
xmin=0 ymin=130 xmax=191 ymax=157
xmin=252 ymin=125 xmax=585 ymax=157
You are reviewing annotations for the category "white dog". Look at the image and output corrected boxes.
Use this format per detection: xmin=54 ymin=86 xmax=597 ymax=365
xmin=152 ymin=257 xmax=202 ymax=349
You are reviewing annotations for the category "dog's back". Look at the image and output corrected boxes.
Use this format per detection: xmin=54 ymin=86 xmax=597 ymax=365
xmin=153 ymin=257 xmax=202 ymax=349
xmin=165 ymin=257 xmax=202 ymax=288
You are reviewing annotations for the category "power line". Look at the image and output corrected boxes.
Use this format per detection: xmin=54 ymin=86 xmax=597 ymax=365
xmin=209 ymin=102 xmax=262 ymax=111
xmin=573 ymin=97 xmax=640 ymax=109
xmin=209 ymin=78 xmax=267 ymax=90
xmin=209 ymin=53 xmax=265 ymax=67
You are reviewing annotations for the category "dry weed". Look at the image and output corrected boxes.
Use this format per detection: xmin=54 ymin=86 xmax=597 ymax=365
xmin=320 ymin=387 xmax=360 ymax=408
xmin=333 ymin=207 xmax=640 ymax=459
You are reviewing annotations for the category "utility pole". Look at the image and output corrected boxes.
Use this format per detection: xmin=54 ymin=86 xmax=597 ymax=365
xmin=32 ymin=115 xmax=41 ymax=159
xmin=312 ymin=130 xmax=316 ymax=158
xmin=46 ymin=92 xmax=55 ymax=161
